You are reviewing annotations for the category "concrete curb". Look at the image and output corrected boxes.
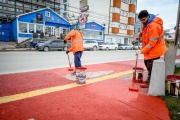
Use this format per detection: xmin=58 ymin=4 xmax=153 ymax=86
xmin=0 ymin=48 xmax=36 ymax=51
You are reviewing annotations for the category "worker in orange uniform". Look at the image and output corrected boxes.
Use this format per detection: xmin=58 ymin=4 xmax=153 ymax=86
xmin=64 ymin=27 xmax=84 ymax=75
xmin=135 ymin=10 xmax=166 ymax=88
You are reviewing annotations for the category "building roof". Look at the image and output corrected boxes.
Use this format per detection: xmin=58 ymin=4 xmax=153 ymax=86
xmin=87 ymin=21 xmax=105 ymax=28
xmin=17 ymin=7 xmax=70 ymax=24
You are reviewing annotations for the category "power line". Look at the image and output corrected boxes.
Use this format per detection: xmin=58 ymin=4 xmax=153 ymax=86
xmin=59 ymin=3 xmax=130 ymax=23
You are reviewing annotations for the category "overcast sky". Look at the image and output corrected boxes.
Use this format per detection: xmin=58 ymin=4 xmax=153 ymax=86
xmin=137 ymin=0 xmax=178 ymax=30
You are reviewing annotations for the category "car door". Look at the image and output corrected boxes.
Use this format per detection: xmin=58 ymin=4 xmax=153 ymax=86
xmin=110 ymin=43 xmax=114 ymax=49
xmin=57 ymin=40 xmax=64 ymax=50
xmin=49 ymin=40 xmax=58 ymax=50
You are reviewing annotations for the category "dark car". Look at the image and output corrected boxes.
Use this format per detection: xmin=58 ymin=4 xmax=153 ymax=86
xmin=36 ymin=39 xmax=70 ymax=51
xmin=30 ymin=39 xmax=46 ymax=48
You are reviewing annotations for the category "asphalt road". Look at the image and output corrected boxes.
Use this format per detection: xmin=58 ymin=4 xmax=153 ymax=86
xmin=0 ymin=49 xmax=180 ymax=74
xmin=0 ymin=50 xmax=142 ymax=74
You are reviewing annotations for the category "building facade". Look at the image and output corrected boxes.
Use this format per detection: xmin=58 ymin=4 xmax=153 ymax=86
xmin=60 ymin=0 xmax=137 ymax=44
xmin=0 ymin=7 xmax=70 ymax=43
xmin=0 ymin=0 xmax=60 ymax=23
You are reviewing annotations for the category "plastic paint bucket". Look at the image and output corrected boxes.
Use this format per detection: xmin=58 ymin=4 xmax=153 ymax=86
xmin=76 ymin=67 xmax=87 ymax=84
xmin=132 ymin=67 xmax=144 ymax=83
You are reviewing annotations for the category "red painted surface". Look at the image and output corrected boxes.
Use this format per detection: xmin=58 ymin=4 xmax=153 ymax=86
xmin=0 ymin=59 xmax=171 ymax=120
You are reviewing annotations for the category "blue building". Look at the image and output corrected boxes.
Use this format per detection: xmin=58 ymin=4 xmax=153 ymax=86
xmin=71 ymin=21 xmax=105 ymax=43
xmin=0 ymin=7 xmax=105 ymax=43
xmin=0 ymin=7 xmax=70 ymax=43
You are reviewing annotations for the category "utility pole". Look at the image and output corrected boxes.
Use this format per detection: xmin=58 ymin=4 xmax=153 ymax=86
xmin=164 ymin=0 xmax=180 ymax=76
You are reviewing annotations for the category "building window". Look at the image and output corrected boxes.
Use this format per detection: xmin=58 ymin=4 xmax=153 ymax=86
xmin=111 ymin=7 xmax=120 ymax=13
xmin=24 ymin=4 xmax=30 ymax=8
xmin=128 ymin=12 xmax=135 ymax=18
xmin=16 ymin=2 xmax=23 ymax=6
xmin=33 ymin=5 xmax=38 ymax=9
xmin=29 ymin=24 xmax=35 ymax=33
xmin=0 ymin=0 xmax=6 ymax=3
xmin=63 ymin=28 xmax=68 ymax=34
xmin=63 ymin=12 xmax=67 ymax=18
xmin=121 ymin=0 xmax=128 ymax=4
xmin=111 ymin=22 xmax=119 ymax=28
xmin=120 ymin=23 xmax=126 ymax=30
xmin=55 ymin=3 xmax=60 ymax=8
xmin=0 ymin=13 xmax=6 ymax=17
xmin=16 ymin=9 xmax=23 ymax=12
xmin=81 ymin=30 xmax=103 ymax=39
xmin=11 ymin=15 xmax=15 ymax=17
xmin=127 ymin=25 xmax=134 ymax=30
xmin=8 ymin=7 xmax=15 ymax=12
xmin=8 ymin=0 xmax=14 ymax=4
xmin=129 ymin=0 xmax=136 ymax=5
xmin=115 ymin=39 xmax=122 ymax=44
xmin=19 ymin=23 xmax=27 ymax=33
xmin=36 ymin=24 xmax=43 ymax=33
xmin=106 ymin=38 xmax=112 ymax=43
xmin=124 ymin=38 xmax=128 ymax=44
xmin=63 ymin=0 xmax=67 ymax=3
xmin=2 ymin=6 xmax=6 ymax=10
xmin=33 ymin=0 xmax=38 ymax=2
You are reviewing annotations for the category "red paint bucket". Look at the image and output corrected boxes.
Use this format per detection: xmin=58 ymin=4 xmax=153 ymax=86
xmin=76 ymin=67 xmax=87 ymax=84
xmin=132 ymin=67 xmax=144 ymax=83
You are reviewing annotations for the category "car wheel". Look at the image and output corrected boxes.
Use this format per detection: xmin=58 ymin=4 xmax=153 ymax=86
xmin=131 ymin=47 xmax=133 ymax=50
xmin=115 ymin=47 xmax=118 ymax=50
xmin=35 ymin=45 xmax=38 ymax=50
xmin=106 ymin=47 xmax=109 ymax=50
xmin=125 ymin=47 xmax=127 ymax=50
xmin=44 ymin=46 xmax=49 ymax=52
xmin=93 ymin=46 xmax=98 ymax=51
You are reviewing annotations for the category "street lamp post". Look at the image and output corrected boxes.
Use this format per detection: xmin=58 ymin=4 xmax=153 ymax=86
xmin=164 ymin=0 xmax=180 ymax=76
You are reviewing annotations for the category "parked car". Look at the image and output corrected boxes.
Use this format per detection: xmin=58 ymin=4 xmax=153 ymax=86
xmin=30 ymin=39 xmax=46 ymax=48
xmin=118 ymin=44 xmax=134 ymax=50
xmin=36 ymin=39 xmax=70 ymax=51
xmin=83 ymin=40 xmax=99 ymax=51
xmin=99 ymin=43 xmax=118 ymax=50
xmin=133 ymin=44 xmax=142 ymax=50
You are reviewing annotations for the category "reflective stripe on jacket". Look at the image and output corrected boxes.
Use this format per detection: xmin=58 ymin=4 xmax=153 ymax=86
xmin=141 ymin=16 xmax=166 ymax=60
xmin=64 ymin=29 xmax=84 ymax=54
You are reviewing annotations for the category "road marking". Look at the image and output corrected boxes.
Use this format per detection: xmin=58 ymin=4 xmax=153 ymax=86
xmin=0 ymin=70 xmax=132 ymax=104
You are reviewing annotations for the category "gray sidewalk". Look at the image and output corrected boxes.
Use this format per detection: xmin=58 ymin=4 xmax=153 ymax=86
xmin=0 ymin=42 xmax=33 ymax=51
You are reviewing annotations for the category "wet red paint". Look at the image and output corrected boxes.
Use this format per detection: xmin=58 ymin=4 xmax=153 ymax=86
xmin=0 ymin=59 xmax=171 ymax=120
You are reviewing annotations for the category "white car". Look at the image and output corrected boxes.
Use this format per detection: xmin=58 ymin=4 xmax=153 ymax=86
xmin=99 ymin=43 xmax=118 ymax=50
xmin=118 ymin=44 xmax=134 ymax=50
xmin=83 ymin=40 xmax=99 ymax=51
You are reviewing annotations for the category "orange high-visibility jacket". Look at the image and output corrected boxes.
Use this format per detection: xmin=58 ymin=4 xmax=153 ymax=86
xmin=140 ymin=16 xmax=166 ymax=60
xmin=64 ymin=29 xmax=84 ymax=54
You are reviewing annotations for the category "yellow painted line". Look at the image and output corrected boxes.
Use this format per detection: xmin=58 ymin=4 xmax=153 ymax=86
xmin=0 ymin=70 xmax=132 ymax=104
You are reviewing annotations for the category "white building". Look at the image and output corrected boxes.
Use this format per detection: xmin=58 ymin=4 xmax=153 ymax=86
xmin=60 ymin=0 xmax=137 ymax=44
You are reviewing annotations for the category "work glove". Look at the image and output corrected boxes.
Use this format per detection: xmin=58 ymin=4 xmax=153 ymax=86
xmin=135 ymin=50 xmax=141 ymax=55
xmin=64 ymin=40 xmax=67 ymax=44
xmin=66 ymin=50 xmax=69 ymax=54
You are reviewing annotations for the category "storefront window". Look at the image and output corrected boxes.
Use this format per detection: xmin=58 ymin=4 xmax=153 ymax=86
xmin=82 ymin=30 xmax=102 ymax=39
xmin=36 ymin=24 xmax=43 ymax=33
xmin=19 ymin=23 xmax=27 ymax=33
xmin=29 ymin=24 xmax=35 ymax=33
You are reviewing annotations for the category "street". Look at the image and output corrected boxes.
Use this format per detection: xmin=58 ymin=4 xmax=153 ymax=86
xmin=1 ymin=49 xmax=180 ymax=74
xmin=0 ymin=50 xmax=143 ymax=74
